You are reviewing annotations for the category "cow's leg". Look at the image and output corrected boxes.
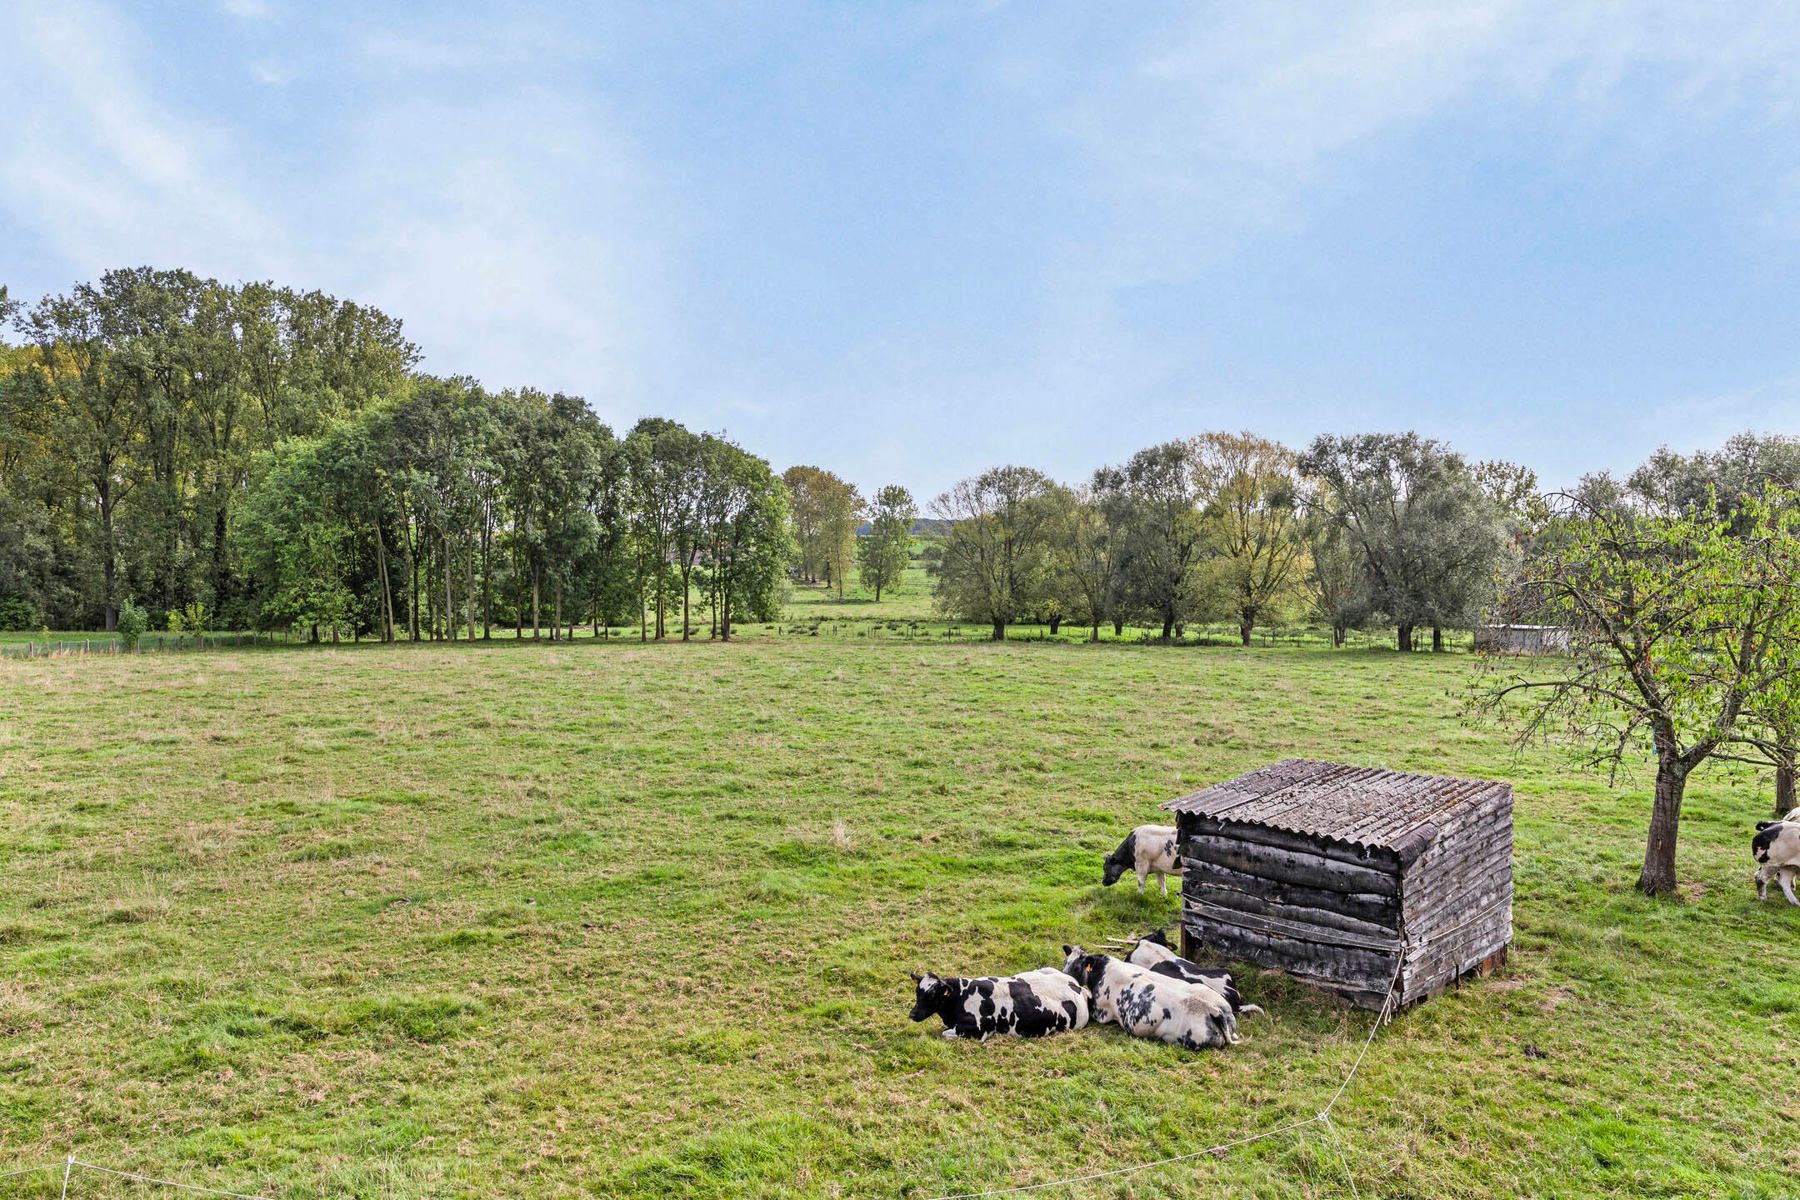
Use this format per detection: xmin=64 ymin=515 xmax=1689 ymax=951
xmin=1159 ymin=872 xmax=1169 ymax=896
xmin=1757 ymin=867 xmax=1770 ymax=901
xmin=1781 ymin=866 xmax=1800 ymax=907
xmin=1136 ymin=867 xmax=1147 ymax=893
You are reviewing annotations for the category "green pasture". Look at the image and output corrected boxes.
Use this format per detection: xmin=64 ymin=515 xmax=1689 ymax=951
xmin=0 ymin=638 xmax=1793 ymax=1198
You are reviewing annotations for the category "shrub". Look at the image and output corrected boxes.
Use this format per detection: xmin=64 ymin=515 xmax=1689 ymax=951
xmin=116 ymin=599 xmax=150 ymax=650
xmin=167 ymin=602 xmax=209 ymax=634
xmin=0 ymin=596 xmax=36 ymax=632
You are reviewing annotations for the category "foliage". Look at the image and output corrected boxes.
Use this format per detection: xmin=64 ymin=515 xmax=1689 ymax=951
xmin=1044 ymin=483 xmax=1123 ymax=640
xmin=4 ymin=269 xmax=416 ymax=630
xmin=857 ymin=485 xmax=915 ymax=602
xmin=1628 ymin=431 xmax=1800 ymax=526
xmin=1101 ymin=441 xmax=1212 ymax=640
xmin=114 ymin=597 xmax=150 ymax=649
xmin=1299 ymin=432 xmax=1519 ymax=651
xmin=782 ymin=465 xmax=860 ymax=592
xmin=1470 ymin=485 xmax=1800 ymax=894
xmin=1193 ymin=431 xmax=1309 ymax=644
xmin=166 ymin=602 xmax=208 ymax=634
xmin=0 ymin=595 xmax=37 ymax=632
xmin=927 ymin=466 xmax=1057 ymax=639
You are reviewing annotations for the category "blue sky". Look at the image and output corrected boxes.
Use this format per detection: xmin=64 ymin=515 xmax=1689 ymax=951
xmin=7 ymin=2 xmax=1800 ymax=500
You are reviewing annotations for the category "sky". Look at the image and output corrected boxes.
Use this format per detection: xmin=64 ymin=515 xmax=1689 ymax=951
xmin=6 ymin=1 xmax=1800 ymax=500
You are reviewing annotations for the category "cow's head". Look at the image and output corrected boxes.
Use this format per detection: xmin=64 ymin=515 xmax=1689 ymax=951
xmin=1061 ymin=946 xmax=1111 ymax=994
xmin=1101 ymin=833 xmax=1135 ymax=886
xmin=909 ymin=972 xmax=947 ymax=1022
xmin=1141 ymin=928 xmax=1171 ymax=948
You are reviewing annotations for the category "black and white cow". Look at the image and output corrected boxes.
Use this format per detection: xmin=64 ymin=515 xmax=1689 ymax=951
xmin=909 ymin=967 xmax=1091 ymax=1040
xmin=1061 ymin=946 xmax=1239 ymax=1050
xmin=1102 ymin=824 xmax=1181 ymax=894
xmin=1752 ymin=817 xmax=1800 ymax=906
xmin=1126 ymin=929 xmax=1263 ymax=1018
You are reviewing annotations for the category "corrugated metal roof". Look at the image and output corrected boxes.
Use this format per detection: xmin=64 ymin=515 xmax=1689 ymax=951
xmin=1161 ymin=758 xmax=1506 ymax=851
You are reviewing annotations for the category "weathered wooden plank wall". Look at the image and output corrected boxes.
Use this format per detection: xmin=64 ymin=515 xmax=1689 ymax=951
xmin=1177 ymin=779 xmax=1513 ymax=1010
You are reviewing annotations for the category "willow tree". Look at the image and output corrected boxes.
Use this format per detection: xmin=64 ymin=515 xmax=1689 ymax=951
xmin=928 ymin=466 xmax=1055 ymax=641
xmin=1471 ymin=485 xmax=1800 ymax=895
xmin=1194 ymin=431 xmax=1307 ymax=644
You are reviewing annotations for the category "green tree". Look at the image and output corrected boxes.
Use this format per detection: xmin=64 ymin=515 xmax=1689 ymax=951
xmin=858 ymin=484 xmax=915 ymax=602
xmin=239 ymin=437 xmax=358 ymax=642
xmin=928 ymin=466 xmax=1056 ymax=640
xmin=1299 ymin=432 xmax=1511 ymax=651
xmin=1193 ymin=431 xmax=1307 ymax=644
xmin=1045 ymin=483 xmax=1122 ymax=642
xmin=1471 ymin=485 xmax=1800 ymax=895
xmin=1107 ymin=440 xmax=1212 ymax=640
xmin=1629 ymin=432 xmax=1800 ymax=811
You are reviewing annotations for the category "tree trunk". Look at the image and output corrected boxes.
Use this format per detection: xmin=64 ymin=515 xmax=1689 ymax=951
xmin=1397 ymin=624 xmax=1414 ymax=652
xmin=406 ymin=525 xmax=419 ymax=642
xmin=1332 ymin=623 xmax=1346 ymax=648
xmin=1776 ymin=755 xmax=1796 ymax=818
xmin=991 ymin=618 xmax=1006 ymax=642
xmin=532 ymin=564 xmax=541 ymax=639
xmin=1090 ymin=620 xmax=1100 ymax=643
xmin=1431 ymin=625 xmax=1444 ymax=653
xmin=1048 ymin=615 xmax=1062 ymax=635
xmin=444 ymin=536 xmax=454 ymax=641
xmin=681 ymin=561 xmax=692 ymax=642
xmin=1113 ymin=619 xmax=1124 ymax=637
xmin=553 ymin=580 xmax=562 ymax=642
xmin=100 ymin=474 xmax=118 ymax=631
xmin=1638 ymin=754 xmax=1689 ymax=896
xmin=1161 ymin=610 xmax=1175 ymax=640
xmin=482 ymin=514 xmax=493 ymax=639
xmin=1239 ymin=612 xmax=1254 ymax=646
xmin=374 ymin=520 xmax=394 ymax=642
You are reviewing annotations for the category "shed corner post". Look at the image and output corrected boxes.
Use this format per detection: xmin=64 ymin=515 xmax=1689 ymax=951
xmin=1174 ymin=810 xmax=1197 ymax=962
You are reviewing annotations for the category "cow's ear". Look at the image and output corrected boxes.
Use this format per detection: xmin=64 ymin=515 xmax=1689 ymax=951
xmin=1062 ymin=944 xmax=1072 ymax=956
xmin=910 ymin=972 xmax=922 ymax=983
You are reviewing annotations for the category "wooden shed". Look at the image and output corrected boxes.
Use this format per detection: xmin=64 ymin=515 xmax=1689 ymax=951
xmin=1163 ymin=759 xmax=1513 ymax=1010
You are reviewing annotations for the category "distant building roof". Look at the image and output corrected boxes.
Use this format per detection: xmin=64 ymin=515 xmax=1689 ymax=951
xmin=1162 ymin=758 xmax=1508 ymax=853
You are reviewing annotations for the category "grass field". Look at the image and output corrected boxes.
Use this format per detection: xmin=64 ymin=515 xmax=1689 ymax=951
xmin=1 ymin=639 xmax=1795 ymax=1199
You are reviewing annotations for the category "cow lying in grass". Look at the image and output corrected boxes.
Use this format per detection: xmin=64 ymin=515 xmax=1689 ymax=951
xmin=1102 ymin=825 xmax=1180 ymax=894
xmin=1061 ymin=946 xmax=1239 ymax=1050
xmin=909 ymin=968 xmax=1091 ymax=1039
xmin=1125 ymin=929 xmax=1263 ymax=1018
xmin=1752 ymin=814 xmax=1799 ymax=906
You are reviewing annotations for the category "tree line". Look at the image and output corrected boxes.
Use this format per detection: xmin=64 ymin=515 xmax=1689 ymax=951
xmin=914 ymin=431 xmax=1536 ymax=647
xmin=0 ymin=270 xmax=790 ymax=640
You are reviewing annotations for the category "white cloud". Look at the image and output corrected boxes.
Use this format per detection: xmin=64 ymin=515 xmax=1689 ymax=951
xmin=1020 ymin=1 xmax=1800 ymax=289
xmin=0 ymin=3 xmax=673 ymax=420
xmin=0 ymin=2 xmax=290 ymax=282
xmin=249 ymin=59 xmax=295 ymax=86
xmin=325 ymin=87 xmax=680 ymax=409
